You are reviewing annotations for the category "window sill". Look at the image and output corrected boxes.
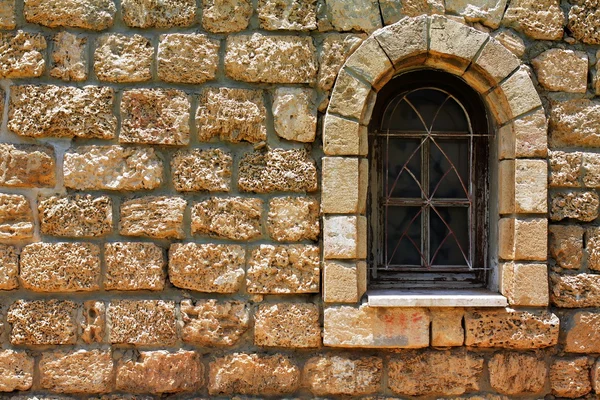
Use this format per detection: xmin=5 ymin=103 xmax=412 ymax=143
xmin=367 ymin=289 xmax=508 ymax=308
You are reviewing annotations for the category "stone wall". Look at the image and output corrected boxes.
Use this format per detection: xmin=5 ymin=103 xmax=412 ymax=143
xmin=0 ymin=0 xmax=599 ymax=398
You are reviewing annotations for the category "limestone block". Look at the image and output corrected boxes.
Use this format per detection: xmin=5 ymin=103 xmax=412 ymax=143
xmin=273 ymin=87 xmax=317 ymax=142
xmin=197 ymin=87 xmax=266 ymax=143
xmin=488 ymin=352 xmax=546 ymax=395
xmin=64 ymin=146 xmax=163 ymax=191
xmin=324 ymin=215 xmax=366 ymax=259
xmin=191 ymin=197 xmax=263 ymax=240
xmin=122 ymin=0 xmax=195 ymax=28
xmin=0 ymin=31 xmax=46 ymax=78
xmin=322 ymin=157 xmax=360 ymax=213
xmin=0 ymin=244 xmax=17 ymax=290
xmin=379 ymin=0 xmax=443 ymax=25
xmin=551 ymin=273 xmax=600 ymax=307
xmin=50 ymin=32 xmax=87 ymax=81
xmin=94 ymin=34 xmax=152 ymax=82
xmin=267 ymin=197 xmax=319 ymax=242
xmin=81 ymin=300 xmax=105 ymax=344
xmin=255 ymin=303 xmax=321 ymax=348
xmin=431 ymin=308 xmax=465 ymax=346
xmin=498 ymin=110 xmax=548 ymax=159
xmin=498 ymin=218 xmax=547 ymax=261
xmin=502 ymin=0 xmax=564 ymax=40
xmin=8 ymin=300 xmax=77 ymax=345
xmin=225 ymin=33 xmax=317 ymax=83
xmin=121 ymin=89 xmax=190 ymax=145
xmin=593 ymin=358 xmax=600 ymax=393
xmin=247 ymin=245 xmax=319 ymax=294
xmin=258 ymin=0 xmax=316 ymax=30
xmin=375 ymin=19 xmax=426 ymax=69
xmin=303 ymin=355 xmax=382 ymax=396
xmin=157 ymin=34 xmax=219 ymax=84
xmin=587 ymin=227 xmax=600 ymax=270
xmin=498 ymin=67 xmax=543 ymax=119
xmin=39 ymin=195 xmax=112 ymax=238
xmin=0 ymin=193 xmax=33 ymax=240
xmin=549 ymin=225 xmax=583 ymax=270
xmin=180 ymin=299 xmax=250 ymax=346
xmin=171 ymin=149 xmax=231 ymax=192
xmin=389 ymin=350 xmax=483 ymax=396
xmin=323 ymin=261 xmax=361 ymax=303
xmin=0 ymin=0 xmax=15 ymax=29
xmin=568 ymin=0 xmax=600 ymax=44
xmin=0 ymin=143 xmax=55 ymax=188
xmin=104 ymin=242 xmax=165 ymax=291
xmin=318 ymin=33 xmax=365 ymax=92
xmin=500 ymin=159 xmax=547 ymax=214
xmin=168 ymin=243 xmax=244 ymax=293
xmin=116 ymin=350 xmax=203 ymax=394
xmin=549 ymin=151 xmax=581 ymax=187
xmin=344 ymin=37 xmax=392 ymax=89
xmin=108 ymin=300 xmax=177 ymax=346
xmin=0 ymin=350 xmax=33 ymax=392
xmin=202 ymin=0 xmax=252 ymax=32
xmin=120 ymin=196 xmax=186 ymax=239
xmin=328 ymin=70 xmax=371 ymax=121
xmin=39 ymin=350 xmax=113 ymax=394
xmin=8 ymin=85 xmax=116 ymax=139
xmin=550 ymin=99 xmax=600 ymax=147
xmin=322 ymin=0 xmax=382 ymax=32
xmin=533 ymin=49 xmax=588 ymax=93
xmin=445 ymin=0 xmax=507 ymax=28
xmin=24 ymin=0 xmax=116 ymax=30
xmin=494 ymin=30 xmax=526 ymax=57
xmin=464 ymin=309 xmax=559 ymax=348
xmin=323 ymin=113 xmax=365 ymax=156
xmin=500 ymin=262 xmax=549 ymax=306
xmin=550 ymin=357 xmax=592 ymax=398
xmin=565 ymin=312 xmax=600 ymax=353
xmin=324 ymin=305 xmax=430 ymax=348
xmin=550 ymin=191 xmax=599 ymax=222
xmin=208 ymin=353 xmax=300 ymax=396
xmin=582 ymin=152 xmax=600 ymax=187
xmin=471 ymin=38 xmax=520 ymax=86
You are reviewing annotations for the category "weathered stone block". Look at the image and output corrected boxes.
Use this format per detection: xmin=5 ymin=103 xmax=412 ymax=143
xmin=24 ymin=0 xmax=116 ymax=30
xmin=50 ymin=32 xmax=87 ymax=82
xmin=122 ymin=0 xmax=195 ymax=28
xmin=431 ymin=308 xmax=465 ymax=347
xmin=322 ymin=0 xmax=382 ymax=32
xmin=502 ymin=0 xmax=564 ymax=40
xmin=192 ymin=197 xmax=262 ymax=240
xmin=39 ymin=195 xmax=112 ymax=238
xmin=345 ymin=37 xmax=392 ymax=89
xmin=95 ymin=34 xmax=152 ymax=82
xmin=472 ymin=37 xmax=521 ymax=86
xmin=499 ymin=109 xmax=548 ymax=159
xmin=494 ymin=29 xmax=526 ymax=57
xmin=0 ymin=350 xmax=33 ymax=392
xmin=40 ymin=350 xmax=113 ymax=394
xmin=158 ymin=34 xmax=219 ymax=84
xmin=267 ymin=197 xmax=319 ymax=242
xmin=550 ymin=357 xmax=592 ymax=398
xmin=0 ymin=244 xmax=17 ymax=290
xmin=549 ymin=151 xmax=581 ymax=187
xmin=586 ymin=227 xmax=600 ymax=270
xmin=551 ymin=273 xmax=600 ymax=308
xmin=120 ymin=196 xmax=186 ymax=239
xmin=532 ymin=49 xmax=588 ymax=93
xmin=81 ymin=300 xmax=105 ymax=344
xmin=550 ymin=191 xmax=599 ymax=222
xmin=273 ymin=87 xmax=317 ymax=142
xmin=500 ymin=262 xmax=549 ymax=306
xmin=328 ymin=70 xmax=371 ymax=120
xmin=322 ymin=157 xmax=360 ymax=214
xmin=582 ymin=152 xmax=600 ymax=187
xmin=379 ymin=0 xmax=443 ymax=25
xmin=499 ymin=218 xmax=547 ymax=261
xmin=322 ymin=113 xmax=366 ymax=155
xmin=0 ymin=0 xmax=15 ymax=29
xmin=108 ymin=300 xmax=177 ymax=346
xmin=303 ymin=355 xmax=382 ymax=396
xmin=104 ymin=242 xmax=165 ymax=291
xmin=0 ymin=31 xmax=46 ymax=78
xmin=255 ymin=303 xmax=320 ymax=348
xmin=202 ymin=0 xmax=252 ymax=32
xmin=499 ymin=67 xmax=543 ymax=119
xmin=374 ymin=15 xmax=428 ymax=68
xmin=0 ymin=193 xmax=33 ymax=240
xmin=180 ymin=299 xmax=250 ymax=346
xmin=550 ymin=99 xmax=600 ymax=148
xmin=565 ymin=312 xmax=600 ymax=353
xmin=499 ymin=159 xmax=547 ymax=213
xmin=258 ymin=0 xmax=316 ymax=30
xmin=323 ymin=215 xmax=366 ymax=259
xmin=8 ymin=300 xmax=77 ymax=345
xmin=323 ymin=261 xmax=365 ymax=303
xmin=550 ymin=225 xmax=583 ymax=270
xmin=171 ymin=148 xmax=231 ymax=192
xmin=488 ymin=352 xmax=546 ymax=395
xmin=445 ymin=0 xmax=507 ymax=28
xmin=569 ymin=0 xmax=600 ymax=45
xmin=318 ymin=33 xmax=365 ymax=92
xmin=0 ymin=144 xmax=55 ymax=188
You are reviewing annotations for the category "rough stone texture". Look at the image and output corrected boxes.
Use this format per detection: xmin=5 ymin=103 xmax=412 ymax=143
xmin=121 ymin=89 xmax=190 ymax=145
xmin=379 ymin=0 xmax=444 ymax=25
xmin=587 ymin=227 xmax=600 ymax=270
xmin=550 ymin=99 xmax=600 ymax=147
xmin=0 ymin=193 xmax=33 ymax=240
xmin=303 ymin=355 xmax=381 ymax=396
xmin=533 ymin=49 xmax=588 ymax=93
xmin=104 ymin=242 xmax=165 ymax=291
xmin=255 ymin=303 xmax=321 ymax=348
xmin=39 ymin=195 xmax=112 ymax=238
xmin=500 ymin=262 xmax=549 ymax=306
xmin=196 ymin=88 xmax=266 ymax=143
xmin=0 ymin=31 xmax=46 ymax=78
xmin=323 ymin=261 xmax=365 ymax=303
xmin=108 ymin=300 xmax=177 ymax=346
xmin=64 ymin=146 xmax=163 ymax=191
xmin=322 ymin=0 xmax=382 ymax=32
xmin=180 ymin=299 xmax=250 ymax=346
xmin=238 ymin=148 xmax=318 ymax=193
xmin=550 ymin=191 xmax=599 ymax=222
xmin=388 ymin=351 xmax=483 ymax=396
xmin=39 ymin=350 xmax=113 ymax=394
xmin=550 ymin=357 xmax=592 ymax=398
xmin=549 ymin=151 xmax=581 ymax=187
xmin=208 ymin=353 xmax=300 ymax=396
xmin=119 ymin=196 xmax=186 ymax=239
xmin=50 ymin=32 xmax=87 ymax=81
xmin=0 ymin=143 xmax=55 ymax=188
xmin=24 ymin=0 xmax=116 ymax=30
xmin=551 ymin=273 xmax=600 ymax=307
xmin=247 ymin=245 xmax=320 ymax=294
xmin=20 ymin=242 xmax=100 ymax=292
xmin=192 ymin=197 xmax=262 ymax=240
xmin=582 ymin=152 xmax=600 ymax=187
xmin=566 ymin=312 xmax=600 ymax=353
xmin=258 ymin=0 xmax=317 ymax=30
xmin=549 ymin=225 xmax=583 ymax=270
xmin=0 ymin=244 xmax=17 ymax=290
xmin=464 ymin=309 xmax=559 ymax=348
xmin=122 ymin=0 xmax=195 ymax=28
xmin=445 ymin=0 xmax=506 ymax=28
xmin=8 ymin=85 xmax=116 ymax=139
xmin=267 ymin=197 xmax=319 ymax=242
xmin=0 ymin=0 xmax=15 ymax=29
xmin=323 ymin=215 xmax=366 ymax=259
xmin=94 ymin=34 xmax=152 ymax=82
xmin=494 ymin=30 xmax=526 ymax=57
xmin=328 ymin=69 xmax=372 ymax=120
xmin=157 ymin=34 xmax=219 ymax=84
xmin=501 ymin=0 xmax=564 ymax=40
xmin=171 ymin=149 xmax=231 ymax=192
xmin=8 ymin=300 xmax=77 ymax=345
xmin=318 ymin=33 xmax=364 ymax=92
xmin=499 ymin=109 xmax=548 ymax=159
xmin=273 ymin=87 xmax=317 ymax=142
xmin=488 ymin=352 xmax=546 ymax=395
xmin=568 ymin=0 xmax=600 ymax=45
xmin=431 ymin=309 xmax=465 ymax=347
xmin=81 ymin=300 xmax=105 ymax=344
xmin=202 ymin=0 xmax=252 ymax=32
xmin=0 ymin=350 xmax=33 ymax=392
xmin=225 ymin=34 xmax=317 ymax=83
xmin=168 ymin=243 xmax=245 ymax=293
xmin=116 ymin=350 xmax=203 ymax=394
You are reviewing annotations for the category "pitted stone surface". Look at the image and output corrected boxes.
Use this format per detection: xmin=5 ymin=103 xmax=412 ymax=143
xmin=549 ymin=225 xmax=584 ymax=270
xmin=81 ymin=300 xmax=105 ymax=344
xmin=122 ymin=0 xmax=195 ymax=28
xmin=303 ymin=355 xmax=382 ymax=396
xmin=549 ymin=151 xmax=581 ymax=187
xmin=550 ymin=99 xmax=600 ymax=147
xmin=171 ymin=148 xmax=232 ymax=192
xmin=379 ymin=0 xmax=444 ymax=24
xmin=321 ymin=0 xmax=382 ymax=32
xmin=0 ymin=244 xmax=18 ymax=290
xmin=550 ymin=191 xmax=599 ymax=222
xmin=568 ymin=0 xmax=600 ymax=45
xmin=254 ymin=303 xmax=321 ymax=348
xmin=8 ymin=300 xmax=77 ymax=345
xmin=551 ymin=273 xmax=600 ymax=307
xmin=258 ymin=0 xmax=317 ymax=30
xmin=272 ymin=87 xmax=317 ymax=142
xmin=24 ymin=0 xmax=116 ymax=30
xmin=550 ymin=357 xmax=592 ymax=398
xmin=108 ymin=300 xmax=177 ymax=345
xmin=104 ymin=242 xmax=165 ymax=291
xmin=502 ymin=0 xmax=564 ymax=40
xmin=0 ymin=31 xmax=46 ymax=78
xmin=587 ymin=227 xmax=600 ymax=270
xmin=0 ymin=350 xmax=33 ymax=392
xmin=39 ymin=350 xmax=113 ymax=394
xmin=267 ymin=197 xmax=320 ymax=242
xmin=0 ymin=0 xmax=15 ymax=29
xmin=50 ymin=32 xmax=87 ymax=81
xmin=120 ymin=196 xmax=186 ymax=239
xmin=191 ymin=197 xmax=263 ymax=240
xmin=0 ymin=193 xmax=33 ymax=240
xmin=157 ymin=34 xmax=219 ymax=84
xmin=39 ymin=195 xmax=112 ymax=238
xmin=488 ymin=352 xmax=546 ymax=395
xmin=318 ymin=33 xmax=365 ymax=92
xmin=532 ymin=49 xmax=588 ymax=93
xmin=181 ymin=299 xmax=250 ymax=346
xmin=0 ymin=144 xmax=55 ymax=188
xmin=202 ymin=0 xmax=252 ymax=32
xmin=95 ymin=34 xmax=152 ymax=82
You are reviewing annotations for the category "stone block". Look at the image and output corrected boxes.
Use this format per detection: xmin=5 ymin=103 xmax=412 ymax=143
xmin=323 ymin=261 xmax=364 ymax=303
xmin=122 ymin=0 xmax=195 ymax=28
xmin=565 ymin=312 xmax=600 ymax=353
xmin=445 ymin=0 xmax=507 ymax=28
xmin=488 ymin=352 xmax=546 ymax=395
xmin=94 ymin=34 xmax=152 ymax=82
xmin=471 ymin=37 xmax=520 ymax=86
xmin=321 ymin=0 xmax=382 ymax=32
xmin=322 ymin=113 xmax=365 ymax=156
xmin=180 ymin=299 xmax=250 ymax=346
xmin=499 ymin=159 xmax=547 ymax=214
xmin=267 ymin=196 xmax=319 ymax=242
xmin=108 ymin=300 xmax=177 ymax=346
xmin=500 ymin=262 xmax=549 ymax=306
xmin=318 ymin=33 xmax=365 ymax=92
xmin=532 ymin=49 xmax=588 ymax=93
xmin=157 ymin=34 xmax=219 ymax=84
xmin=8 ymin=300 xmax=77 ymax=345
xmin=431 ymin=308 xmax=465 ymax=347
xmin=0 ymin=193 xmax=33 ymax=240
xmin=582 ymin=152 xmax=600 ymax=187
xmin=593 ymin=359 xmax=600 ymax=393
xmin=324 ymin=215 xmax=366 ymax=259
xmin=498 ymin=67 xmax=543 ymax=119
xmin=104 ymin=242 xmax=165 ymax=291
xmin=192 ymin=197 xmax=262 ymax=240
xmin=171 ymin=149 xmax=231 ymax=192
xmin=345 ymin=37 xmax=392 ymax=89
xmin=549 ymin=225 xmax=583 ymax=270
xmin=0 ymin=244 xmax=17 ymax=290
xmin=0 ymin=0 xmax=15 ymax=29
xmin=255 ymin=303 xmax=321 ymax=348
xmin=0 ymin=31 xmax=46 ymax=78
xmin=499 ymin=110 xmax=548 ymax=159
xmin=0 ymin=144 xmax=55 ymax=188
xmin=550 ymin=191 xmax=599 ymax=222
xmin=498 ymin=218 xmax=547 ymax=261
xmin=81 ymin=300 xmax=105 ymax=344
xmin=379 ymin=0 xmax=443 ymax=25
xmin=50 ymin=32 xmax=87 ymax=81
xmin=494 ymin=30 xmax=525 ymax=57
xmin=24 ymin=0 xmax=116 ymax=30
xmin=550 ymin=99 xmax=600 ymax=147
xmin=551 ymin=273 xmax=600 ymax=308
xmin=273 ymin=87 xmax=317 ymax=142
xmin=587 ymin=227 xmax=600 ymax=270
xmin=550 ymin=357 xmax=592 ymax=398
xmin=374 ymin=15 xmax=428 ymax=66
xmin=258 ymin=0 xmax=316 ymax=30
xmin=328 ymin=70 xmax=371 ymax=120
xmin=39 ymin=350 xmax=113 ymax=394
xmin=502 ymin=0 xmax=564 ymax=40
xmin=0 ymin=350 xmax=33 ymax=392
xmin=549 ymin=150 xmax=581 ymax=187
xmin=202 ymin=0 xmax=252 ymax=32
xmin=39 ymin=195 xmax=112 ymax=238
xmin=168 ymin=243 xmax=244 ymax=293
xmin=322 ymin=157 xmax=360 ymax=213
xmin=569 ymin=0 xmax=600 ymax=45
xmin=303 ymin=355 xmax=382 ymax=396
xmin=120 ymin=196 xmax=186 ymax=239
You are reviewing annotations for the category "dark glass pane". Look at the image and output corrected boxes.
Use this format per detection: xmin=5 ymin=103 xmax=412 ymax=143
xmin=430 ymin=206 xmax=469 ymax=266
xmin=385 ymin=138 xmax=422 ymax=198
xmin=386 ymin=206 xmax=422 ymax=266
xmin=381 ymin=97 xmax=425 ymax=132
xmin=405 ymin=89 xmax=449 ymax=130
xmin=431 ymin=96 xmax=470 ymax=132
xmin=429 ymin=139 xmax=469 ymax=198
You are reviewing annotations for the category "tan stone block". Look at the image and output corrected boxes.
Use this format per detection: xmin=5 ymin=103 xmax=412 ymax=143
xmin=344 ymin=37 xmax=393 ymax=89
xmin=446 ymin=0 xmax=507 ymax=28
xmin=549 ymin=225 xmax=583 ymax=270
xmin=515 ymin=159 xmax=547 ymax=213
xmin=81 ymin=300 xmax=105 ymax=344
xmin=0 ymin=31 xmax=46 ymax=78
xmin=108 ymin=300 xmax=177 ymax=346
xmin=569 ymin=1 xmax=600 ymax=45
xmin=258 ymin=0 xmax=316 ymax=30
xmin=582 ymin=152 xmax=600 ymax=187
xmin=379 ymin=0 xmax=443 ymax=24
xmin=498 ymin=218 xmax=547 ymax=261
xmin=273 ymin=87 xmax=317 ymax=142
xmin=0 ymin=143 xmax=56 ymax=188
xmin=498 ymin=67 xmax=543 ymax=119
xmin=488 ymin=352 xmax=546 ymax=395
xmin=550 ymin=99 xmax=600 ymax=147
xmin=158 ymin=33 xmax=219 ymax=84
xmin=586 ymin=226 xmax=600 ymax=271
xmin=202 ymin=0 xmax=252 ymax=33
xmin=0 ymin=193 xmax=33 ymax=240
xmin=593 ymin=358 xmax=600 ymax=393
xmin=498 ymin=160 xmax=515 ymax=214
xmin=551 ymin=273 xmax=600 ymax=308
xmin=181 ymin=299 xmax=250 ymax=346
xmin=374 ymin=15 xmax=427 ymax=66
xmin=548 ymin=150 xmax=581 ymax=187
xmin=323 ymin=261 xmax=360 ymax=303
xmin=267 ymin=196 xmax=319 ymax=242
xmin=120 ymin=196 xmax=186 ymax=239
xmin=40 ymin=350 xmax=113 ymax=394
xmin=8 ymin=300 xmax=78 ymax=345
xmin=565 ymin=312 xmax=600 ymax=353
xmin=472 ymin=38 xmax=520 ymax=86
xmin=500 ymin=262 xmax=549 ymax=306
xmin=255 ymin=303 xmax=321 ymax=348
xmin=502 ymin=0 xmax=564 ymax=40
xmin=172 ymin=148 xmax=231 ymax=192
xmin=39 ymin=195 xmax=112 ymax=238
xmin=50 ymin=32 xmax=87 ymax=81
xmin=303 ymin=355 xmax=382 ymax=396
xmin=550 ymin=191 xmax=599 ymax=222
xmin=104 ymin=242 xmax=165 ymax=291
xmin=0 ymin=350 xmax=33 ymax=392
xmin=550 ymin=357 xmax=592 ymax=398
xmin=24 ymin=0 xmax=116 ymax=30
xmin=324 ymin=215 xmax=366 ymax=259
xmin=322 ymin=0 xmax=382 ymax=32
xmin=94 ymin=34 xmax=152 ymax=83
xmin=0 ymin=244 xmax=17 ymax=290
xmin=122 ymin=0 xmax=195 ymax=28
xmin=0 ymin=0 xmax=15 ymax=29
xmin=532 ymin=48 xmax=588 ymax=93
xmin=431 ymin=308 xmax=464 ymax=347
xmin=322 ymin=157 xmax=360 ymax=213
xmin=318 ymin=33 xmax=365 ymax=92
xmin=328 ymin=70 xmax=372 ymax=121
xmin=191 ymin=197 xmax=262 ymax=241
xmin=323 ymin=113 xmax=365 ymax=156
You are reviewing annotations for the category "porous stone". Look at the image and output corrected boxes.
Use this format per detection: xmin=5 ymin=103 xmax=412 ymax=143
xmin=550 ymin=99 xmax=600 ymax=147
xmin=550 ymin=357 xmax=592 ymax=398
xmin=318 ymin=33 xmax=365 ymax=91
xmin=267 ymin=197 xmax=319 ymax=242
xmin=20 ymin=242 xmax=100 ymax=292
xmin=272 ymin=87 xmax=317 ymax=142
xmin=94 ymin=34 xmax=152 ymax=82
xmin=464 ymin=309 xmax=559 ymax=348
xmin=0 ymin=350 xmax=33 ymax=392
xmin=0 ymin=0 xmax=15 ymax=29
xmin=0 ymin=144 xmax=55 ymax=188
xmin=24 ymin=0 xmax=116 ymax=30
xmin=64 ymin=146 xmax=163 ymax=191
xmin=8 ymin=300 xmax=77 ymax=345
xmin=255 ymin=303 xmax=320 ymax=348
xmin=50 ymin=32 xmax=87 ymax=81
xmin=168 ymin=243 xmax=245 ymax=293
xmin=202 ymin=0 xmax=252 ymax=32
xmin=304 ymin=356 xmax=381 ymax=396
xmin=157 ymin=34 xmax=219 ymax=84
xmin=8 ymin=85 xmax=116 ymax=139
xmin=549 ymin=151 xmax=581 ymax=187
xmin=565 ymin=312 xmax=600 ymax=353
xmin=116 ymin=350 xmax=203 ymax=394
xmin=532 ymin=49 xmax=588 ymax=93
xmin=445 ymin=0 xmax=507 ymax=28
xmin=0 ymin=194 xmax=33 ymax=240
xmin=587 ymin=227 xmax=600 ymax=270
xmin=322 ymin=0 xmax=382 ymax=32
xmin=122 ymin=0 xmax=195 ymax=28
xmin=39 ymin=350 xmax=113 ymax=394
xmin=108 ymin=300 xmax=177 ymax=346
xmin=104 ymin=242 xmax=165 ymax=291
xmin=379 ymin=0 xmax=444 ymax=25
xmin=196 ymin=88 xmax=266 ymax=143
xmin=238 ymin=148 xmax=318 ymax=193
xmin=550 ymin=191 xmax=599 ymax=222
xmin=0 ymin=244 xmax=17 ymax=290
xmin=568 ymin=0 xmax=600 ymax=45
xmin=39 ymin=195 xmax=112 ymax=238
xmin=208 ymin=353 xmax=300 ymax=396
xmin=582 ymin=152 xmax=600 ymax=187
xmin=81 ymin=300 xmax=105 ymax=344
xmin=323 ymin=261 xmax=365 ymax=303
xmin=180 ymin=299 xmax=250 ymax=346
xmin=388 ymin=351 xmax=483 ymax=396
xmin=258 ymin=0 xmax=317 ymax=30
xmin=225 ymin=33 xmax=317 ymax=83
xmin=119 ymin=196 xmax=186 ymax=239
xmin=551 ymin=273 xmax=600 ymax=307
xmin=247 ymin=245 xmax=320 ymax=294
xmin=192 ymin=197 xmax=262 ymax=240
xmin=494 ymin=30 xmax=526 ymax=57
xmin=431 ymin=309 xmax=465 ymax=347
xmin=171 ymin=149 xmax=231 ymax=192
xmin=488 ymin=352 xmax=546 ymax=395
xmin=549 ymin=225 xmax=583 ymax=270
xmin=0 ymin=31 xmax=46 ymax=78
xmin=121 ymin=89 xmax=190 ymax=145
xmin=501 ymin=0 xmax=564 ymax=40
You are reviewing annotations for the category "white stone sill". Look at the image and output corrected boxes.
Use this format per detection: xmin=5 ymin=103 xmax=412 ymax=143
xmin=367 ymin=289 xmax=508 ymax=307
